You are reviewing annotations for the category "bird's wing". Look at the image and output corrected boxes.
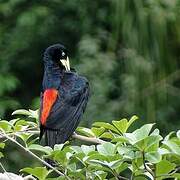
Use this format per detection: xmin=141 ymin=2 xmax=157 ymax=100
xmin=40 ymin=89 xmax=58 ymax=126
xmin=40 ymin=78 xmax=89 ymax=141
xmin=39 ymin=88 xmax=59 ymax=140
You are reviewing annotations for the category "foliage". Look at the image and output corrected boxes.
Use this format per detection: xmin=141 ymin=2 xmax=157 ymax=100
xmin=0 ymin=0 xmax=180 ymax=134
xmin=0 ymin=109 xmax=179 ymax=179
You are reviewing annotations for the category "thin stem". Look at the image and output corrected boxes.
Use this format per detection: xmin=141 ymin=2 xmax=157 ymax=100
xmin=111 ymin=169 xmax=129 ymax=180
xmin=0 ymin=131 xmax=71 ymax=179
xmin=142 ymin=151 xmax=155 ymax=179
xmin=24 ymin=175 xmax=36 ymax=180
xmin=0 ymin=162 xmax=14 ymax=180
xmin=117 ymin=175 xmax=129 ymax=180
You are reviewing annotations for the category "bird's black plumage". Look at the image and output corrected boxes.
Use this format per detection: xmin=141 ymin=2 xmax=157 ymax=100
xmin=39 ymin=44 xmax=89 ymax=148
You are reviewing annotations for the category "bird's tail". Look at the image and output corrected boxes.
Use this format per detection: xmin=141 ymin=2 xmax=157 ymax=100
xmin=41 ymin=129 xmax=68 ymax=167
xmin=44 ymin=129 xmax=68 ymax=148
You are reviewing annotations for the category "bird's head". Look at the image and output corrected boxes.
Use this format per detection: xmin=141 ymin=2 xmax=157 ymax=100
xmin=44 ymin=44 xmax=70 ymax=71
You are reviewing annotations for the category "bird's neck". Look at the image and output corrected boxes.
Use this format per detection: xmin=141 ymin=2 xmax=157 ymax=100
xmin=43 ymin=62 xmax=63 ymax=90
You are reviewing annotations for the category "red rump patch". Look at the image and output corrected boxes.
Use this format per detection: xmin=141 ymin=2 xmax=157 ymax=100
xmin=41 ymin=89 xmax=58 ymax=125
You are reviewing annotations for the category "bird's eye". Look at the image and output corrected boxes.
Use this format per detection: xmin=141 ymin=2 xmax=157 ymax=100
xmin=62 ymin=52 xmax=65 ymax=56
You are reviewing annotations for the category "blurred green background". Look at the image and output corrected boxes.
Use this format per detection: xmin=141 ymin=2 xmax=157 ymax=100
xmin=0 ymin=0 xmax=180 ymax=173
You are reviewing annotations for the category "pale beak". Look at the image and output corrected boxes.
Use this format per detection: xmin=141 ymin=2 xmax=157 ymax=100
xmin=60 ymin=56 xmax=70 ymax=71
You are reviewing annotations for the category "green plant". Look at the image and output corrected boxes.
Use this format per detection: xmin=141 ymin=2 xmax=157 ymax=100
xmin=0 ymin=109 xmax=179 ymax=179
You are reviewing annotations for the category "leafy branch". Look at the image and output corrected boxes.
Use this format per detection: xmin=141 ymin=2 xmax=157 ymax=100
xmin=0 ymin=109 xmax=179 ymax=180
xmin=0 ymin=131 xmax=69 ymax=179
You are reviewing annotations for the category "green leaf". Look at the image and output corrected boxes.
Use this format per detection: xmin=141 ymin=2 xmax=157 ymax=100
xmin=67 ymin=163 xmax=76 ymax=172
xmin=76 ymin=127 xmax=95 ymax=137
xmin=46 ymin=178 xmax=65 ymax=180
xmin=150 ymin=128 xmax=160 ymax=136
xmin=92 ymin=171 xmax=107 ymax=180
xmin=28 ymin=144 xmax=53 ymax=155
xmin=93 ymin=122 xmax=119 ymax=133
xmin=134 ymin=176 xmax=149 ymax=180
xmin=112 ymin=116 xmax=138 ymax=134
xmin=172 ymin=173 xmax=180 ymax=179
xmin=88 ymin=160 xmax=109 ymax=168
xmin=16 ymin=133 xmax=33 ymax=143
xmin=97 ymin=142 xmax=116 ymax=156
xmin=163 ymin=140 xmax=180 ymax=155
xmin=128 ymin=115 xmax=138 ymax=128
xmin=158 ymin=148 xmax=170 ymax=155
xmin=54 ymin=144 xmax=64 ymax=151
xmin=71 ymin=146 xmax=83 ymax=153
xmin=100 ymin=132 xmax=114 ymax=139
xmin=53 ymin=151 xmax=67 ymax=165
xmin=117 ymin=146 xmax=132 ymax=155
xmin=0 ymin=120 xmax=12 ymax=132
xmin=177 ymin=130 xmax=180 ymax=139
xmin=66 ymin=152 xmax=73 ymax=160
xmin=145 ymin=135 xmax=162 ymax=152
xmin=156 ymin=160 xmax=176 ymax=176
xmin=87 ymin=153 xmax=108 ymax=161
xmin=15 ymin=119 xmax=29 ymax=126
xmin=0 ymin=152 xmax=4 ymax=158
xmin=21 ymin=167 xmax=50 ymax=180
xmin=0 ymin=143 xmax=5 ymax=149
xmin=12 ymin=109 xmax=39 ymax=122
xmin=91 ymin=127 xmax=105 ymax=137
xmin=12 ymin=109 xmax=32 ymax=116
xmin=28 ymin=109 xmax=39 ymax=120
xmin=125 ymin=124 xmax=155 ymax=144
xmin=9 ymin=118 xmax=20 ymax=125
xmin=112 ymin=136 xmax=129 ymax=143
xmin=81 ymin=145 xmax=95 ymax=155
xmin=13 ymin=119 xmax=37 ymax=131
xmin=135 ymin=135 xmax=162 ymax=151
xmin=87 ymin=162 xmax=112 ymax=173
xmin=145 ymin=151 xmax=162 ymax=163
xmin=112 ymin=119 xmax=128 ymax=133
xmin=27 ymin=137 xmax=39 ymax=146
xmin=115 ymin=162 xmax=129 ymax=174
xmin=132 ymin=158 xmax=143 ymax=171
xmin=133 ymin=123 xmax=155 ymax=140
xmin=71 ymin=152 xmax=86 ymax=165
xmin=164 ymin=131 xmax=175 ymax=141
xmin=108 ymin=159 xmax=123 ymax=169
xmin=68 ymin=169 xmax=85 ymax=179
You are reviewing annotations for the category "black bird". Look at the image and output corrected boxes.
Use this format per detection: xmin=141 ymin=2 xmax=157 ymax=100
xmin=39 ymin=44 xmax=89 ymax=148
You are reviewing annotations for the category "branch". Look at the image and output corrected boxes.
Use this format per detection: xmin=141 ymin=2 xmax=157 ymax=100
xmin=0 ymin=131 xmax=70 ymax=179
xmin=0 ymin=130 xmax=106 ymax=144
xmin=72 ymin=132 xmax=106 ymax=144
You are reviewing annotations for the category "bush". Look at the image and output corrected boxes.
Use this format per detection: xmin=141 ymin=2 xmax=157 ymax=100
xmin=0 ymin=109 xmax=179 ymax=179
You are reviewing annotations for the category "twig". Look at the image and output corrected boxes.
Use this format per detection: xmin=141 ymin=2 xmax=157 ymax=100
xmin=111 ymin=169 xmax=129 ymax=180
xmin=117 ymin=175 xmax=129 ymax=180
xmin=0 ymin=132 xmax=70 ymax=179
xmin=24 ymin=175 xmax=36 ymax=180
xmin=0 ymin=162 xmax=14 ymax=180
xmin=72 ymin=132 xmax=106 ymax=144
xmin=142 ymin=151 xmax=155 ymax=179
